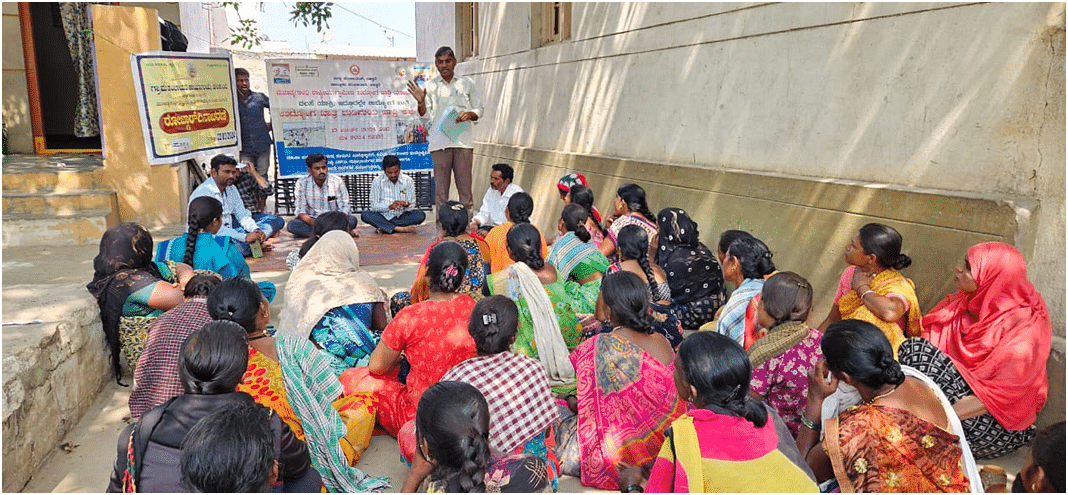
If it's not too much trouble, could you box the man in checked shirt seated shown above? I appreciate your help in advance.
[285,153,360,238]
[360,155,426,234]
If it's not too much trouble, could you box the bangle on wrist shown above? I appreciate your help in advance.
[622,484,644,493]
[800,415,821,433]
[860,289,875,300]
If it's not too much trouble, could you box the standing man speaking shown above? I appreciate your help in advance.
[407,46,483,212]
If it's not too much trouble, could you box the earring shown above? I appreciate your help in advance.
[1032,483,1038,492]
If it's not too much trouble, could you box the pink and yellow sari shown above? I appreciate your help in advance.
[571,333,684,489]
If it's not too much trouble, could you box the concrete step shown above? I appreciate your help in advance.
[2,189,118,216]
[1,169,108,193]
[2,209,118,248]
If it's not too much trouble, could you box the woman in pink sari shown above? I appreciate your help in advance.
[556,271,684,490]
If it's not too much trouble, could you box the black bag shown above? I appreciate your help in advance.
[160,20,188,52]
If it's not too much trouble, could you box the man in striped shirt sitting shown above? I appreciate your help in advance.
[360,155,426,234]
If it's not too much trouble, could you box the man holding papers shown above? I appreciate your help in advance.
[407,46,483,212]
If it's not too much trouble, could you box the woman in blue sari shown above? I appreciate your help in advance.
[547,204,608,314]
[156,196,275,301]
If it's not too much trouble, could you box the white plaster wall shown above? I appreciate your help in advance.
[415,3,456,61]
[431,2,1065,334]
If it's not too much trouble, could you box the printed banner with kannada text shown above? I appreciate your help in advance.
[131,53,239,164]
[266,59,435,177]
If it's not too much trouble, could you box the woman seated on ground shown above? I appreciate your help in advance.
[428,296,561,489]
[565,184,606,247]
[391,201,488,315]
[1010,421,1065,493]
[107,321,320,493]
[402,381,551,493]
[715,234,776,345]
[557,271,685,490]
[485,192,549,273]
[601,183,657,263]
[341,242,478,438]
[279,230,388,375]
[602,224,683,347]
[620,331,818,493]
[898,242,1051,459]
[488,223,581,392]
[817,223,921,354]
[554,175,604,244]
[547,204,609,314]
[179,402,278,493]
[156,196,276,301]
[88,222,190,384]
[285,210,351,270]
[129,273,221,421]
[747,271,823,438]
[210,277,382,487]
[798,319,982,493]
[656,207,727,329]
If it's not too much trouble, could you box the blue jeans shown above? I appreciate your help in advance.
[285,214,358,238]
[252,213,284,236]
[359,210,426,233]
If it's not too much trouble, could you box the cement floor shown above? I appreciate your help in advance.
[5,224,1026,493]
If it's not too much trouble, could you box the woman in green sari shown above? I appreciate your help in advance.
[488,223,580,393]
[547,204,609,315]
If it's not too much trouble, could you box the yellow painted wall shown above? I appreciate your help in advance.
[91,5,183,227]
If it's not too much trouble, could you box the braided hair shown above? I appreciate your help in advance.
[560,204,591,243]
[600,271,655,333]
[427,241,468,293]
[505,223,545,270]
[417,381,492,492]
[468,295,519,355]
[567,185,605,235]
[616,224,659,297]
[677,332,768,427]
[617,183,656,224]
[822,319,906,389]
[185,197,223,266]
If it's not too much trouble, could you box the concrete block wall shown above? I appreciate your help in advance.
[1,287,110,492]
[465,143,1066,429]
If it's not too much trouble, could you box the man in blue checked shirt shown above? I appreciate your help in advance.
[188,154,276,257]
[360,155,426,234]
[285,153,360,238]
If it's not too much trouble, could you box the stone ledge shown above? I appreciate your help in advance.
[1,286,110,492]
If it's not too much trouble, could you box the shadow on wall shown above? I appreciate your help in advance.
[455,2,1062,321]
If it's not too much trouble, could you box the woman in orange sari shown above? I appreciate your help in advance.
[208,277,383,491]
[817,223,922,355]
[797,319,981,493]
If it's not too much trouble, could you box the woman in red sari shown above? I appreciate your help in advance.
[899,242,1051,459]
[341,241,478,437]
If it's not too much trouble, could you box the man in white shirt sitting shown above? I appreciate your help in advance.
[468,163,523,235]
[360,155,426,234]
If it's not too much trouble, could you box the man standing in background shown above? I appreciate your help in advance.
[407,46,483,212]
[235,68,273,180]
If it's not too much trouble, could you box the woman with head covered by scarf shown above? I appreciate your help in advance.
[898,242,1051,459]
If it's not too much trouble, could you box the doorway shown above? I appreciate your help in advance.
[19,2,102,153]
